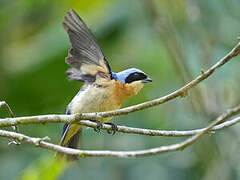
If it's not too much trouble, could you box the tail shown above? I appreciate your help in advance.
[66,129,82,161]
[56,124,82,161]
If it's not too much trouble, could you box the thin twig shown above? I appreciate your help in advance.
[0,101,20,145]
[0,113,235,158]
[0,105,239,137]
[0,41,239,158]
[79,116,240,137]
[0,42,239,128]
[0,43,240,141]
[0,101,15,118]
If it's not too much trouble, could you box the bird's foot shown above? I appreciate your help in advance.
[104,122,118,135]
[91,120,103,133]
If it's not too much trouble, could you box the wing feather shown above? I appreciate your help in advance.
[63,9,112,82]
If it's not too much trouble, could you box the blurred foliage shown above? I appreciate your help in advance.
[0,0,240,180]
[18,155,67,180]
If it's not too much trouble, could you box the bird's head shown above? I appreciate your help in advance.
[114,68,152,84]
[113,68,152,96]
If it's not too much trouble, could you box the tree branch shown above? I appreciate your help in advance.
[0,104,239,137]
[81,104,240,136]
[0,42,239,128]
[0,101,20,145]
[0,101,15,118]
[79,117,240,137]
[0,42,240,159]
[0,112,236,158]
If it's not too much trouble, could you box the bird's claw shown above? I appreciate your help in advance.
[104,122,118,135]
[91,120,103,133]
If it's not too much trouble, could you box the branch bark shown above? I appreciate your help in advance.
[0,42,239,128]
[1,105,239,137]
[0,101,15,118]
[0,42,240,158]
[0,101,20,145]
[0,112,236,158]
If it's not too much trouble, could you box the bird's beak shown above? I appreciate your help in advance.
[142,77,152,83]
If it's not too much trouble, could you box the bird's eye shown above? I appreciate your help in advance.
[125,72,147,83]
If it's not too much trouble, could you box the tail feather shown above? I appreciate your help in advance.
[57,124,82,161]
[66,129,82,161]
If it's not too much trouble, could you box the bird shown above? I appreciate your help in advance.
[59,9,152,160]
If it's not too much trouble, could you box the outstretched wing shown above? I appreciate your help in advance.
[63,9,112,82]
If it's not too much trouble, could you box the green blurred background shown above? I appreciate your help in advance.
[0,0,240,179]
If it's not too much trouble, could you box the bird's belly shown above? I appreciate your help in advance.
[70,86,121,123]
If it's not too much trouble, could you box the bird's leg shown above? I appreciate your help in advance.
[91,120,103,133]
[104,122,118,135]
